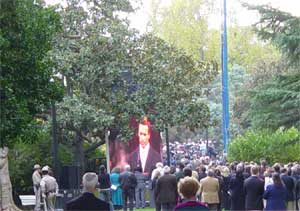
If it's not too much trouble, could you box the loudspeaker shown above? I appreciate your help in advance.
[60,165,80,189]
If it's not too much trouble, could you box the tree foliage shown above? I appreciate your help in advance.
[245,4,300,66]
[228,127,300,164]
[0,0,63,147]
[149,0,280,70]
[52,0,217,150]
[241,4,300,130]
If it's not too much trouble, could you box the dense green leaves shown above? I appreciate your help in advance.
[240,5,300,130]
[228,127,300,164]
[52,0,217,147]
[248,73,300,129]
[0,0,63,147]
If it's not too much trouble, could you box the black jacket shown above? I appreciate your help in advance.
[66,192,110,211]
[128,145,161,174]
[155,174,178,204]
[281,174,295,201]
[119,170,137,191]
[98,173,111,189]
[244,175,264,210]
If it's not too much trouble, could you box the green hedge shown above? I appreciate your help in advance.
[228,127,300,164]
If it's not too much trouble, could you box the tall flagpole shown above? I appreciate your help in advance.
[221,0,230,154]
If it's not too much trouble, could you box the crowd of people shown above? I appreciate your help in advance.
[31,159,300,211]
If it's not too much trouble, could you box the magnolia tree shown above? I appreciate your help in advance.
[49,0,217,171]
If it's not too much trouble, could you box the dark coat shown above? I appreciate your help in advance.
[119,170,137,191]
[229,172,245,211]
[98,172,111,189]
[128,145,161,174]
[263,184,287,210]
[281,174,295,201]
[155,173,178,204]
[221,175,231,210]
[244,175,264,210]
[66,192,110,211]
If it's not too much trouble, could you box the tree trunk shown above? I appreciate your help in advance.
[0,147,22,211]
[74,133,84,177]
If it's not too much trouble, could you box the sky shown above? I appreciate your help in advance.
[128,0,300,33]
[46,0,300,33]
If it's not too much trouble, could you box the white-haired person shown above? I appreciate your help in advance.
[66,172,110,211]
[174,177,209,211]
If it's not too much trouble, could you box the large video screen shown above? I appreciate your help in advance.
[109,116,162,175]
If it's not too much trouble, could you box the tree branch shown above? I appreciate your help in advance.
[84,139,105,154]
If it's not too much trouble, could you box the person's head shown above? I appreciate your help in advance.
[178,177,200,200]
[251,165,259,176]
[41,166,49,175]
[124,164,131,172]
[280,167,288,175]
[156,162,163,169]
[273,163,281,173]
[82,172,98,193]
[183,167,192,177]
[163,165,171,174]
[177,162,185,171]
[99,165,106,174]
[207,169,214,177]
[272,173,283,186]
[138,117,151,149]
[221,166,230,177]
[236,163,244,173]
[34,164,41,172]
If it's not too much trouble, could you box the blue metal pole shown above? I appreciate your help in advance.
[222,0,230,154]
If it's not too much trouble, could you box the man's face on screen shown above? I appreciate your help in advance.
[138,124,150,149]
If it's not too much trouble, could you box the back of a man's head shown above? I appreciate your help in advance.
[82,172,98,192]
[251,165,259,176]
[124,164,131,172]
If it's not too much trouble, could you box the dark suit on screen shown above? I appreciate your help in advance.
[128,145,161,174]
[66,192,110,211]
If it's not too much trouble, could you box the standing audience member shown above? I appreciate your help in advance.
[66,172,110,211]
[150,161,164,209]
[40,166,59,211]
[214,168,224,211]
[155,166,178,211]
[220,166,231,211]
[198,166,207,182]
[291,164,300,210]
[174,177,209,211]
[32,164,42,211]
[183,167,192,178]
[175,163,185,182]
[98,165,111,202]
[229,164,245,211]
[263,173,287,211]
[199,169,220,211]
[119,165,137,211]
[134,166,147,209]
[244,165,264,211]
[281,167,296,211]
[110,167,123,210]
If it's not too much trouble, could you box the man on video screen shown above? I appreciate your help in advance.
[128,117,162,174]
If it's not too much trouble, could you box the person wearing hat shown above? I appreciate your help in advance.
[40,166,59,211]
[32,164,42,211]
